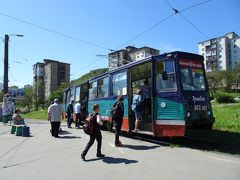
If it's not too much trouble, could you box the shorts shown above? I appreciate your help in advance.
[132,108,142,120]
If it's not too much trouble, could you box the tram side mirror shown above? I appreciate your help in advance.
[161,71,168,80]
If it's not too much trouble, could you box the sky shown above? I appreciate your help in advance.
[0,0,239,88]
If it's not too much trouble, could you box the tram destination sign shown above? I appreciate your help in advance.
[179,59,203,69]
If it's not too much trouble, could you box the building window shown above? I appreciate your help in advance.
[202,48,204,51]
[234,50,237,53]
[219,55,222,58]
[234,45,236,48]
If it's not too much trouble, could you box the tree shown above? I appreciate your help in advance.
[33,79,44,111]
[206,71,221,93]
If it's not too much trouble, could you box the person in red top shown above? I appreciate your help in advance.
[81,104,105,161]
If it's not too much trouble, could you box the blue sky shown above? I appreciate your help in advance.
[0,0,239,88]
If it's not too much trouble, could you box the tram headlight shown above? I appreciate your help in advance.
[186,111,191,118]
[208,111,211,116]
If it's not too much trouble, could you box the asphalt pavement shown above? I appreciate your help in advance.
[0,120,239,180]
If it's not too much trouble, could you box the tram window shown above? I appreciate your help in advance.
[156,60,177,92]
[181,68,206,91]
[81,84,88,100]
[98,77,109,98]
[75,86,81,102]
[70,88,75,101]
[89,81,98,99]
[112,71,127,96]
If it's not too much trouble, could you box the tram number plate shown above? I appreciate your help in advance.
[194,105,207,111]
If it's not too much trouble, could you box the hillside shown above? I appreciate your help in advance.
[70,68,108,85]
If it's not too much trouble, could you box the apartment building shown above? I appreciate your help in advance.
[198,32,240,72]
[108,46,159,70]
[33,59,70,100]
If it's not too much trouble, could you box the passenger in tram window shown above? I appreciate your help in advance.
[112,96,124,147]
[141,79,151,115]
[131,89,143,132]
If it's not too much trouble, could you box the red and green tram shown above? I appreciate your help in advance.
[63,51,215,137]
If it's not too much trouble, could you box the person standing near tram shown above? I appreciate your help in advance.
[112,96,124,147]
[66,100,74,128]
[74,100,81,128]
[132,89,143,132]
[141,79,151,115]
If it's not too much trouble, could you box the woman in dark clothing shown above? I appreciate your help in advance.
[112,96,124,147]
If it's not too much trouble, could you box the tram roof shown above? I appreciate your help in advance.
[89,51,203,82]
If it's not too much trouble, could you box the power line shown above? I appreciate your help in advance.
[71,58,103,76]
[116,0,212,49]
[178,12,209,39]
[0,12,112,51]
[180,0,212,12]
[9,44,33,64]
[116,13,176,49]
[84,0,213,74]
[164,0,209,39]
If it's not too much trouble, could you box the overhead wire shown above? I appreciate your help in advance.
[74,0,213,77]
[116,0,212,49]
[164,0,209,39]
[0,12,112,51]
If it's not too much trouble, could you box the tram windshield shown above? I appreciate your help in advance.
[179,59,206,91]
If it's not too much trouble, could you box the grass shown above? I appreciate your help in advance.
[212,103,240,133]
[23,109,48,120]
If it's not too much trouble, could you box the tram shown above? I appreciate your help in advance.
[63,51,215,137]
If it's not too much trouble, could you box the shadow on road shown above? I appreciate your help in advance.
[58,135,81,139]
[167,129,240,155]
[102,156,138,164]
[123,144,160,150]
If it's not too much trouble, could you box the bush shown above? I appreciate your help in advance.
[216,95,235,103]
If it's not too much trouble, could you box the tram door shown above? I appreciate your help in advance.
[128,62,153,132]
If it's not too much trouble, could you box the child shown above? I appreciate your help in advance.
[81,104,105,161]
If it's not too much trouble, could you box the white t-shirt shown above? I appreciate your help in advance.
[74,103,81,113]
[48,103,63,122]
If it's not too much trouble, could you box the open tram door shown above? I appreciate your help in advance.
[128,61,153,133]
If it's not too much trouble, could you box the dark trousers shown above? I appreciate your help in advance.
[114,118,123,145]
[51,121,60,137]
[67,113,73,127]
[75,113,81,127]
[82,131,102,155]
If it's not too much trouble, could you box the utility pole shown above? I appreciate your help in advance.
[3,34,9,94]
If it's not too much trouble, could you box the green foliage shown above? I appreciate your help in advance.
[23,109,48,120]
[48,84,68,103]
[207,65,240,93]
[212,104,240,133]
[16,87,33,112]
[48,68,108,103]
[70,68,108,85]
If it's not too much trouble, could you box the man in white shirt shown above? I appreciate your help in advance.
[48,99,64,138]
[74,100,81,128]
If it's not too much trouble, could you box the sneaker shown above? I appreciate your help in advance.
[81,154,86,161]
[96,153,105,158]
[115,143,123,147]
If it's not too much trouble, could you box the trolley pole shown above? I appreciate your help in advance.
[3,34,9,94]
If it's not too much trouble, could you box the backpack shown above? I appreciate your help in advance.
[83,114,96,135]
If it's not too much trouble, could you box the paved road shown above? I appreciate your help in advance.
[0,121,239,180]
